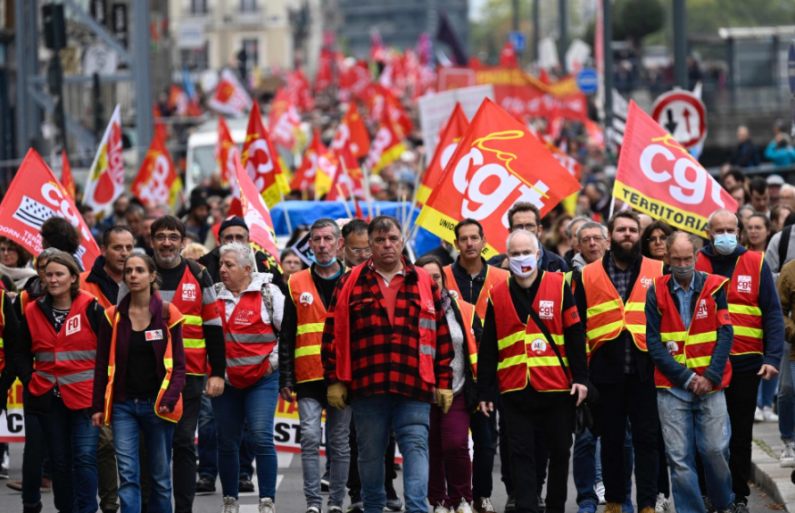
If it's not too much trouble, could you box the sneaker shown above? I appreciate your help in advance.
[731,504,749,513]
[329,506,343,513]
[433,504,449,513]
[0,465,7,479]
[239,476,255,493]
[763,406,779,422]
[782,441,795,467]
[40,478,52,493]
[6,479,21,491]
[754,407,764,422]
[595,482,606,505]
[23,503,43,513]
[456,500,473,513]
[473,498,496,513]
[622,498,634,513]
[385,487,403,511]
[577,502,597,513]
[222,497,240,513]
[703,496,716,513]
[321,478,330,493]
[196,476,216,495]
[503,495,515,513]
[604,504,622,513]
[347,494,363,513]
[654,494,669,513]
[538,496,546,512]
[259,498,276,513]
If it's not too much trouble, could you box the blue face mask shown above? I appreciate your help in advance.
[713,233,738,255]
[312,254,337,268]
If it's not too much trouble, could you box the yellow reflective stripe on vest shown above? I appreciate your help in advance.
[497,354,526,370]
[498,332,524,351]
[527,356,569,367]
[297,323,325,335]
[551,334,565,346]
[0,338,4,348]
[586,320,624,340]
[183,338,206,349]
[728,304,761,316]
[734,326,763,338]
[687,356,713,368]
[673,354,686,364]
[586,298,622,317]
[183,315,202,326]
[295,345,321,358]
[685,332,718,345]
[624,302,645,312]
[661,332,687,342]
[626,324,646,335]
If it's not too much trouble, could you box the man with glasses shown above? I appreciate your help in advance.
[150,215,226,513]
[280,218,352,513]
[342,219,371,268]
[487,203,569,274]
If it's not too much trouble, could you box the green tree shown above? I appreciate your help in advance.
[617,0,664,44]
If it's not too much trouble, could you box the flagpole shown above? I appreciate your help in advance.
[608,196,616,219]
[361,163,375,220]
[279,191,293,234]
[403,160,424,239]
[336,185,354,219]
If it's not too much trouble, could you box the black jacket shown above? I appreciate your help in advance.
[199,246,285,293]
[0,293,21,409]
[421,245,455,267]
[573,251,655,384]
[86,256,120,305]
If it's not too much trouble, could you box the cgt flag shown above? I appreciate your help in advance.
[417,103,469,205]
[216,117,239,186]
[365,114,406,174]
[268,87,302,151]
[327,142,364,201]
[0,149,101,270]
[331,102,370,159]
[209,69,252,118]
[242,102,290,209]
[84,104,124,219]
[417,98,582,259]
[131,131,182,210]
[227,154,280,263]
[613,101,737,236]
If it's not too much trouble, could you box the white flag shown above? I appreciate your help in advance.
[83,104,124,219]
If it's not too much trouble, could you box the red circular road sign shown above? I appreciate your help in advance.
[651,90,707,150]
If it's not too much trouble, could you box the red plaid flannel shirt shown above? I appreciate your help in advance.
[321,258,454,404]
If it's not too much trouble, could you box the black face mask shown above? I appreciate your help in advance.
[610,238,641,264]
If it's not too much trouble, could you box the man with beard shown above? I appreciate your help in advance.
[150,215,226,513]
[573,211,664,513]
[695,209,784,513]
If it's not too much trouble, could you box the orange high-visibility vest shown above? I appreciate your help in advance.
[695,251,764,357]
[26,292,97,410]
[217,290,277,389]
[288,270,326,384]
[168,264,216,376]
[444,264,509,325]
[654,273,732,391]
[489,273,571,394]
[582,256,664,354]
[79,271,112,309]
[103,304,184,424]
[452,297,479,379]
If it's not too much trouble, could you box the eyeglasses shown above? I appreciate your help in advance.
[222,234,248,243]
[646,236,666,243]
[512,223,537,231]
[348,247,371,256]
[154,234,182,243]
[580,236,605,244]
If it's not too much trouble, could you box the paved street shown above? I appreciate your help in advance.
[0,443,782,513]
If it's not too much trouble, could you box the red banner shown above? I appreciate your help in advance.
[417,98,582,259]
[216,117,239,186]
[613,101,737,236]
[0,150,100,270]
[242,102,288,209]
[331,102,370,159]
[418,103,469,205]
[131,131,181,209]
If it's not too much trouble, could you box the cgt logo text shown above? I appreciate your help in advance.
[640,277,653,289]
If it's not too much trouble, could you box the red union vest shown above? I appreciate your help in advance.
[489,273,571,394]
[27,292,97,410]
[582,256,664,354]
[452,297,479,379]
[288,270,326,384]
[654,273,732,391]
[444,264,509,325]
[169,264,209,376]
[695,251,764,357]
[103,303,185,424]
[217,290,277,389]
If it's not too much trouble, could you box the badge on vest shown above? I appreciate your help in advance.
[299,292,314,306]
[640,277,653,289]
[696,299,708,320]
[425,300,435,315]
[448,290,459,299]
[666,341,679,354]
[234,310,254,326]
[145,330,163,341]
[738,275,753,293]
[530,339,547,354]
[182,283,197,302]
[65,316,80,336]
[539,301,554,319]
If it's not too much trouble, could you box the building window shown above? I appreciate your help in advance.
[190,0,208,14]
[240,0,257,13]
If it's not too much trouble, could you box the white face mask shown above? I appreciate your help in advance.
[509,253,538,278]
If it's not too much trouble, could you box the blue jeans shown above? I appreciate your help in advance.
[35,395,99,513]
[352,393,430,513]
[780,345,795,441]
[211,371,279,499]
[112,397,176,513]
[298,397,352,508]
[658,389,733,512]
[197,392,255,480]
[573,429,602,506]
[758,374,779,408]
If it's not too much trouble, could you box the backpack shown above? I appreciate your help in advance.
[779,225,793,270]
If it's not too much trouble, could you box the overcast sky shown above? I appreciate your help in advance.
[469,0,488,21]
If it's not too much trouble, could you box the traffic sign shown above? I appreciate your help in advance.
[576,68,598,94]
[788,41,795,94]
[651,90,707,150]
[509,32,526,52]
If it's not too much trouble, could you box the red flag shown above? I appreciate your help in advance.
[131,131,182,209]
[331,102,371,159]
[241,102,288,209]
[355,199,366,220]
[365,115,407,174]
[61,151,76,201]
[216,117,239,186]
[418,103,469,205]
[315,48,334,92]
[209,69,252,117]
[287,70,314,113]
[0,149,101,269]
[227,153,281,263]
[499,41,519,68]
[416,98,582,259]
[168,84,189,116]
[613,101,737,236]
[327,143,364,201]
[291,130,325,192]
[268,88,301,150]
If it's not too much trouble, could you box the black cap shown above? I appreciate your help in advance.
[190,188,208,210]
[219,216,248,235]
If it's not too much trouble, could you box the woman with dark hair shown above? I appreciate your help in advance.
[543,213,573,258]
[280,248,307,281]
[0,237,36,293]
[15,251,105,513]
[745,214,773,253]
[92,254,186,513]
[641,221,674,261]
[415,254,481,513]
[771,204,793,233]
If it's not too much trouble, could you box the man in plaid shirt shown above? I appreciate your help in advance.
[322,215,454,513]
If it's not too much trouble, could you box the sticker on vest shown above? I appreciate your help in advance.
[448,290,459,299]
[539,301,554,319]
[696,299,708,320]
[425,299,435,315]
[737,275,753,293]
[65,316,80,336]
[530,339,547,354]
[234,310,254,326]
[145,330,163,341]
[640,277,653,289]
[666,341,679,354]
[299,292,314,306]
[182,283,197,301]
